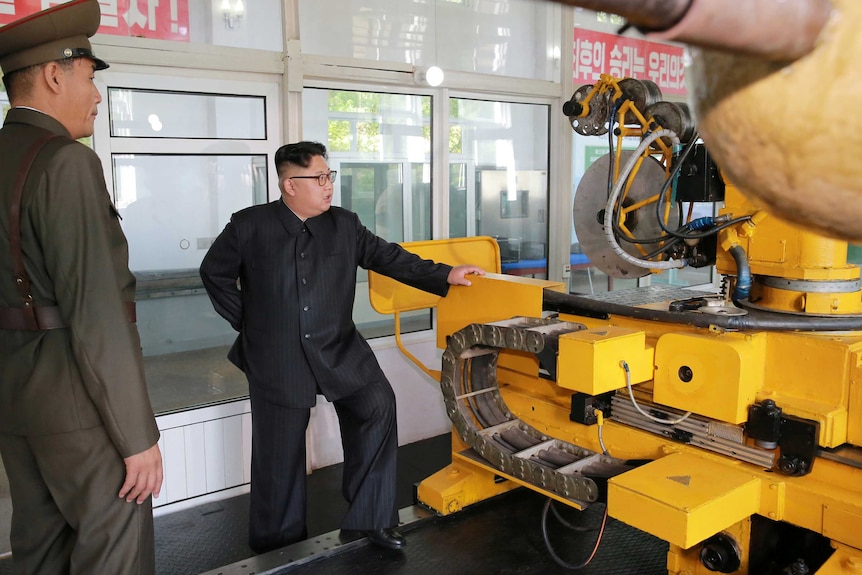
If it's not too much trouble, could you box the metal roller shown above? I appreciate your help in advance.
[573,151,676,278]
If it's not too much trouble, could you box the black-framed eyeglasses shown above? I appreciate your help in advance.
[288,171,337,186]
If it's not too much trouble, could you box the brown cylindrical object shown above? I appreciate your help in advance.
[648,0,832,61]
[691,0,862,242]
[553,0,691,31]
[554,0,832,61]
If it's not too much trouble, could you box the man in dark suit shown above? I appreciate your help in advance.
[200,141,483,552]
[0,0,163,573]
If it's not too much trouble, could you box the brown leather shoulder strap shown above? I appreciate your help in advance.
[10,132,64,307]
[0,134,136,332]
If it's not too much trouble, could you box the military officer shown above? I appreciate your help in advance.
[0,0,163,573]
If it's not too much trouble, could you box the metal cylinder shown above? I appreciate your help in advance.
[554,0,691,31]
[553,0,832,61]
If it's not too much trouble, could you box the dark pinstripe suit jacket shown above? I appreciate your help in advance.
[200,200,452,408]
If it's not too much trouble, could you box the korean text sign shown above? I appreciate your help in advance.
[0,0,189,42]
[574,28,685,96]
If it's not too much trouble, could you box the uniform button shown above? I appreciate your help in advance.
[304,333,311,339]
[301,278,307,285]
[302,227,307,233]
[300,252,306,258]
[303,306,309,311]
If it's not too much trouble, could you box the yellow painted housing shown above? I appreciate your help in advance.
[716,185,862,315]
[608,452,761,549]
[368,241,862,572]
[654,331,767,424]
[557,326,654,394]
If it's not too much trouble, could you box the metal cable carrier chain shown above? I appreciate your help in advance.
[441,316,632,507]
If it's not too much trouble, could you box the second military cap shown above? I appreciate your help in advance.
[0,0,109,75]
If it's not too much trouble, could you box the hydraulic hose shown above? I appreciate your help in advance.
[603,129,687,271]
[543,289,862,332]
[729,245,752,303]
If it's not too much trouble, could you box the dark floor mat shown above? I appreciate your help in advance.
[268,489,668,575]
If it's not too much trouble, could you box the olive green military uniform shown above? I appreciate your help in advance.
[0,1,160,573]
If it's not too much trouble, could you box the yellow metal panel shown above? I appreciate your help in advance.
[814,542,862,575]
[368,236,501,315]
[667,518,752,575]
[608,452,761,549]
[436,273,566,350]
[763,332,857,448]
[654,331,766,424]
[760,480,787,522]
[824,505,862,551]
[751,284,862,315]
[851,351,862,446]
[716,186,860,283]
[416,458,519,515]
[557,326,654,394]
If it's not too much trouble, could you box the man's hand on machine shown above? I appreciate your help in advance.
[448,265,486,286]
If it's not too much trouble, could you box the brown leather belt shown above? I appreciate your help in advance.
[0,301,136,331]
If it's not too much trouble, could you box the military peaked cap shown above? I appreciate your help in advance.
[0,0,109,75]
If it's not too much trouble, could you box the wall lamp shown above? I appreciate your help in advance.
[413,65,445,87]
[221,0,245,29]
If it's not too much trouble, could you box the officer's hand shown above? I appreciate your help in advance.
[119,443,164,504]
[447,265,485,286]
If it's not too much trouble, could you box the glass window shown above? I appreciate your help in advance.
[112,153,267,414]
[302,88,433,338]
[448,98,550,279]
[113,154,267,272]
[99,72,278,415]
[109,89,266,139]
[299,0,560,81]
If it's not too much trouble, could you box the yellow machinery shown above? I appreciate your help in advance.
[369,76,862,574]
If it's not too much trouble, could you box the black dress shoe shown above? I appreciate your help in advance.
[341,528,406,550]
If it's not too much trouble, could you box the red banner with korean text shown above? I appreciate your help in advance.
[0,0,189,42]
[574,29,685,96]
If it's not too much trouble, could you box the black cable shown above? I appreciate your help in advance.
[653,132,699,237]
[606,120,685,251]
[544,288,862,332]
[652,133,753,241]
[549,500,599,533]
[541,498,608,569]
[642,236,684,260]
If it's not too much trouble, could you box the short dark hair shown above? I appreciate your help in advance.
[3,58,76,103]
[274,141,328,175]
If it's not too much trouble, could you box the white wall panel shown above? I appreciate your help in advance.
[222,415,245,488]
[154,401,252,509]
[204,419,227,493]
[161,427,188,504]
[242,412,253,484]
[183,423,208,499]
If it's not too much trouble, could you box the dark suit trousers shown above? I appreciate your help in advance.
[0,427,155,575]
[248,377,399,553]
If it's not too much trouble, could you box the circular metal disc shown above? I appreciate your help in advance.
[568,84,610,137]
[573,151,674,279]
[644,101,696,145]
[699,305,748,316]
[618,78,662,124]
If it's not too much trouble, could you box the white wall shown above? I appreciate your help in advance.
[307,333,451,469]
